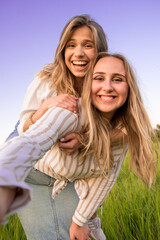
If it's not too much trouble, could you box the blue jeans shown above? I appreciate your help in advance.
[18,168,79,240]
[6,123,79,240]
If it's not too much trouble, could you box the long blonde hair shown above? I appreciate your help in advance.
[38,15,108,97]
[82,52,158,187]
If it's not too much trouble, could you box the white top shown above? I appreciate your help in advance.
[18,76,57,134]
[0,77,128,226]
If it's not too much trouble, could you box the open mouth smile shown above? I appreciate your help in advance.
[98,95,117,102]
[72,60,88,67]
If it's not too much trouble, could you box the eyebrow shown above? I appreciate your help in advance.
[93,72,105,75]
[113,73,126,78]
[68,39,94,43]
[93,72,126,78]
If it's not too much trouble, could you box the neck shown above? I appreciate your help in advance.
[74,77,84,97]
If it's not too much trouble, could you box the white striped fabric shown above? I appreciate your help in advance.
[6,77,128,226]
[0,106,128,226]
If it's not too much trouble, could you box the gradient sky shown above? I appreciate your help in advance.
[0,0,160,144]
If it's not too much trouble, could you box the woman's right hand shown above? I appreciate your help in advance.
[40,94,79,114]
[0,187,16,225]
[69,221,91,240]
[23,94,79,132]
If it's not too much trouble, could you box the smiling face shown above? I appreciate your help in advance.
[91,56,129,120]
[64,26,96,81]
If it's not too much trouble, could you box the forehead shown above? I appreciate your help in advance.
[70,26,94,41]
[94,57,125,75]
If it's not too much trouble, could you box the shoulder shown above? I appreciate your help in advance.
[31,76,57,97]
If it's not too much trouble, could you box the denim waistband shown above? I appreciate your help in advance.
[25,168,56,187]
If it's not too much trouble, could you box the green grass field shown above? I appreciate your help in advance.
[0,145,159,240]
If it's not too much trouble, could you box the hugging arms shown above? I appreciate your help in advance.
[0,52,157,240]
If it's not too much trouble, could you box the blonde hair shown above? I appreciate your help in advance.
[82,52,158,187]
[38,15,108,97]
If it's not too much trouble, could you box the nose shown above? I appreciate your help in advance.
[74,45,84,57]
[102,80,113,92]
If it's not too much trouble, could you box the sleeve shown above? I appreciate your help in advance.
[72,145,128,226]
[0,107,78,221]
[18,76,57,134]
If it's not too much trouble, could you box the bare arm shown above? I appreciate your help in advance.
[22,94,82,154]
[23,94,78,132]
[0,107,78,223]
[19,77,80,153]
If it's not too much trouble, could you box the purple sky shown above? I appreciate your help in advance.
[0,0,160,143]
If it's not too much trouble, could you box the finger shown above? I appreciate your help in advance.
[69,233,76,240]
[60,104,79,114]
[59,142,73,149]
[55,103,78,112]
[62,98,77,107]
[66,96,78,104]
[60,133,77,142]
[56,94,78,106]
[63,94,78,101]
[64,98,78,111]
[59,94,78,104]
[59,140,78,149]
[59,140,76,149]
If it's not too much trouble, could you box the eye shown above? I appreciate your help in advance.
[93,76,104,81]
[68,44,75,48]
[85,44,93,48]
[84,41,94,49]
[112,78,123,82]
[66,42,75,48]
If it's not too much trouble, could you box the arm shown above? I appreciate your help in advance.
[17,77,80,153]
[23,96,80,154]
[0,107,78,223]
[72,144,128,226]
[23,94,79,132]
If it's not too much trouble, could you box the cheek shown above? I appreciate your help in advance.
[91,82,96,102]
[88,49,96,61]
[91,81,98,95]
[121,85,129,103]
[64,49,70,64]
[64,51,67,65]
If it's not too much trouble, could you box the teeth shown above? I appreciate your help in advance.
[100,96,114,100]
[72,61,87,65]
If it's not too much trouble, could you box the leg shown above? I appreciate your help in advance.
[54,181,79,238]
[18,169,79,240]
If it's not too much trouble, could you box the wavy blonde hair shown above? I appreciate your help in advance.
[82,52,158,187]
[38,15,108,97]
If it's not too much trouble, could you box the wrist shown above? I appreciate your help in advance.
[72,220,79,227]
[29,112,35,124]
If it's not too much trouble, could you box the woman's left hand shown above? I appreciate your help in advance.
[59,132,81,155]
[0,187,16,225]
[69,221,91,240]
